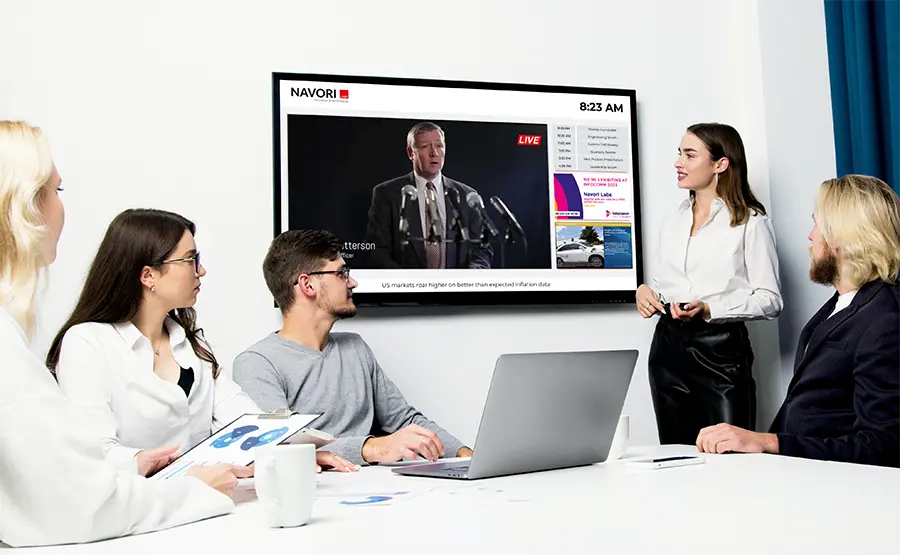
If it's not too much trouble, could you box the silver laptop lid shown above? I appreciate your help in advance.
[466,350,637,479]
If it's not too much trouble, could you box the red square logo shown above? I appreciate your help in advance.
[339,89,349,100]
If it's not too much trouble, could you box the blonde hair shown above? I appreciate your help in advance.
[815,174,900,289]
[0,121,55,336]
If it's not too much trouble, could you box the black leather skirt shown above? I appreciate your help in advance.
[648,312,756,445]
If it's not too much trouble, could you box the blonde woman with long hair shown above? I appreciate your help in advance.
[0,121,249,547]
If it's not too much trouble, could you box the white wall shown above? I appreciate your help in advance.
[0,0,808,447]
[756,0,837,391]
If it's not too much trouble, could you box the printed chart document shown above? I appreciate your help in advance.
[316,488,431,507]
[151,413,321,480]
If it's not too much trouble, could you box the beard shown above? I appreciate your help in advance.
[331,304,357,320]
[809,245,840,285]
[325,295,357,320]
[318,282,357,320]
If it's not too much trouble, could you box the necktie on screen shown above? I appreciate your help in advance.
[424,181,445,269]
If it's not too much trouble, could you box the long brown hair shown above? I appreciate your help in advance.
[46,209,220,377]
[687,123,766,226]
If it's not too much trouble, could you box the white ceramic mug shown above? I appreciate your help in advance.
[255,444,316,527]
[607,415,630,461]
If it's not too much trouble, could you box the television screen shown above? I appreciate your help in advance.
[273,73,643,306]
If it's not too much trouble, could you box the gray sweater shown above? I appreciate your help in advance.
[232,332,465,465]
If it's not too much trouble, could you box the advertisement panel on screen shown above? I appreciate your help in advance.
[273,73,643,306]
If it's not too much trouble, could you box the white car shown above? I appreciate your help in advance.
[556,242,604,268]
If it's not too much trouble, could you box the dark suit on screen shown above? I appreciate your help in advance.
[364,172,493,269]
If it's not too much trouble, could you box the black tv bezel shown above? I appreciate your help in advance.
[272,72,643,307]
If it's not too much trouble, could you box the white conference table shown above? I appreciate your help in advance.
[19,445,900,554]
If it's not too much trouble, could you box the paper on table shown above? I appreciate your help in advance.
[436,484,532,504]
[315,488,432,507]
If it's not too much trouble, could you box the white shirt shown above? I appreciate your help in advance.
[56,318,260,471]
[414,171,447,237]
[0,308,232,547]
[828,290,858,318]
[652,197,783,322]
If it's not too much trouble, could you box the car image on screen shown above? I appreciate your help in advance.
[556,242,605,268]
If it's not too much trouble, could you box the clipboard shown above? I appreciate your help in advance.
[151,411,322,480]
[286,426,335,448]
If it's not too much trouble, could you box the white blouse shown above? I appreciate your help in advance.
[0,308,232,547]
[651,197,783,323]
[56,317,260,471]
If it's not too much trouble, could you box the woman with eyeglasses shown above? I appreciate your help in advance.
[46,208,356,477]
[1,122,249,547]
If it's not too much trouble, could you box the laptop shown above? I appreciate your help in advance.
[393,349,637,480]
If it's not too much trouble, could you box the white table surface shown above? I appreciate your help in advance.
[15,445,900,554]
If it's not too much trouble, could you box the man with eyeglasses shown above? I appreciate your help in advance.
[233,229,472,465]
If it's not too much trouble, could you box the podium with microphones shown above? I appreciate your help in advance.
[397,184,528,269]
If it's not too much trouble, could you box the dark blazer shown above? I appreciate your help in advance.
[770,280,899,467]
[364,172,493,269]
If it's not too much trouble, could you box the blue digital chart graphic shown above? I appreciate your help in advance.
[211,425,259,448]
[240,426,289,451]
[338,492,410,505]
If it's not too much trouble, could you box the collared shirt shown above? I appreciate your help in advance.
[56,318,259,471]
[651,197,783,322]
[0,308,232,547]
[828,290,858,318]
[413,171,447,237]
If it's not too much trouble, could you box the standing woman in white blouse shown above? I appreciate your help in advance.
[0,121,246,547]
[46,208,355,476]
[636,123,782,445]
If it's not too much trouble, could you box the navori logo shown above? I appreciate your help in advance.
[290,87,350,102]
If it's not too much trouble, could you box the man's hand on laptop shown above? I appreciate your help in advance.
[456,447,473,458]
[362,425,445,463]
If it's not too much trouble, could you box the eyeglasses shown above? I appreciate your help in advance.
[305,267,351,282]
[161,252,201,273]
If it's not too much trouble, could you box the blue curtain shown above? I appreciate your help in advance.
[824,0,900,193]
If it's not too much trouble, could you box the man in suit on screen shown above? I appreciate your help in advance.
[364,122,493,269]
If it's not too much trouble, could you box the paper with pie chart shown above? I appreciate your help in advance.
[151,412,321,480]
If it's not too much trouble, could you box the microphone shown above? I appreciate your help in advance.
[398,184,417,235]
[465,192,499,238]
[424,183,442,241]
[444,185,470,242]
[490,196,526,239]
